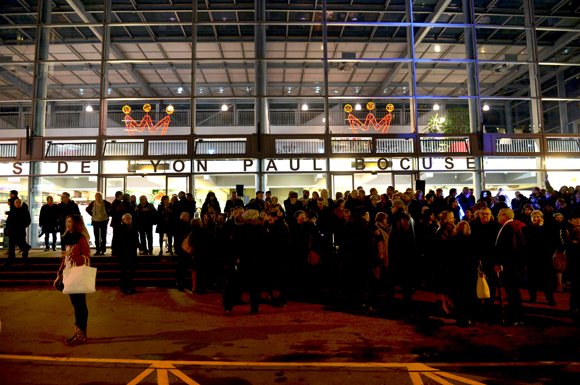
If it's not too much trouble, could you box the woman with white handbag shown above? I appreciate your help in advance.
[59,214,92,346]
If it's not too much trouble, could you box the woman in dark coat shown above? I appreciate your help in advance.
[434,210,457,315]
[447,220,478,326]
[156,196,173,257]
[201,192,221,217]
[522,210,557,306]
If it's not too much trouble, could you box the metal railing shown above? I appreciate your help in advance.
[195,140,246,155]
[0,115,21,129]
[0,143,18,158]
[331,139,372,154]
[46,142,97,157]
[420,137,470,153]
[104,141,144,156]
[546,138,580,153]
[275,139,325,154]
[269,111,408,126]
[148,140,188,156]
[495,138,539,153]
[376,138,414,153]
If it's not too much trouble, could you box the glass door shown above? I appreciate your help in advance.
[104,177,125,203]
[332,174,353,199]
[354,172,392,196]
[394,173,415,193]
[168,176,189,198]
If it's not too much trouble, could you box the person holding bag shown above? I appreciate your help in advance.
[59,214,91,346]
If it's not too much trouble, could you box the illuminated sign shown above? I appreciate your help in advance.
[345,102,393,134]
[123,104,173,136]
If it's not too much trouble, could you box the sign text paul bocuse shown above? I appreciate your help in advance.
[5,157,478,175]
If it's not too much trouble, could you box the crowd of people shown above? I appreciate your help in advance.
[3,181,580,345]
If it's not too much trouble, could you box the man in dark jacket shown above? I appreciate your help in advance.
[471,207,502,309]
[111,193,134,231]
[57,192,81,242]
[112,213,139,294]
[39,196,59,251]
[134,195,157,255]
[174,212,193,291]
[284,192,303,226]
[224,191,244,216]
[495,208,526,326]
[109,191,124,228]
[386,200,417,303]
[246,191,266,211]
[5,199,31,266]
[491,195,509,218]
[457,187,475,217]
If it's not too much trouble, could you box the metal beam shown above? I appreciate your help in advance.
[0,69,33,96]
[64,0,156,97]
[483,28,580,96]
[372,0,453,95]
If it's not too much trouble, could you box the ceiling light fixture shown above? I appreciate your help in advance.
[302,103,308,111]
[85,105,93,112]
[177,87,183,94]
[355,104,361,110]
[433,104,440,111]
[221,104,228,111]
[434,45,441,52]
[483,104,490,111]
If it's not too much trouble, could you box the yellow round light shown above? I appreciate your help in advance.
[166,105,174,114]
[143,103,152,112]
[386,104,394,112]
[366,102,375,111]
[344,104,353,113]
[122,105,131,114]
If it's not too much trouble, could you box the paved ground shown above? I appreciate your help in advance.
[0,285,579,384]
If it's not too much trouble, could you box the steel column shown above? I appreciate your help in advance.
[32,0,51,137]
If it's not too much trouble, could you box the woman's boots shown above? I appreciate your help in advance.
[65,324,87,346]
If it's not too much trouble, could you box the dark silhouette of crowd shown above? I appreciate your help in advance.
[9,179,580,325]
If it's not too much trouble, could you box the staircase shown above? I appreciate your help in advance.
[0,256,188,288]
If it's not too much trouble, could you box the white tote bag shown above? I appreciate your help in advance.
[476,261,490,299]
[63,256,97,294]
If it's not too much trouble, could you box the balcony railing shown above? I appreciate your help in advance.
[148,140,188,156]
[331,139,372,154]
[46,141,97,157]
[0,115,23,129]
[195,140,246,155]
[546,138,580,153]
[275,139,325,154]
[0,142,18,158]
[495,138,539,153]
[104,140,144,156]
[376,138,414,154]
[420,137,470,153]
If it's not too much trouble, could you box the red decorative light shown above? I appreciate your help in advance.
[122,104,173,136]
[345,103,394,134]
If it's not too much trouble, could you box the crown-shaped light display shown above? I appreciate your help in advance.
[345,102,394,134]
[123,104,173,136]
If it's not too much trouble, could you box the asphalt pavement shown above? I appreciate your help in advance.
[0,286,578,384]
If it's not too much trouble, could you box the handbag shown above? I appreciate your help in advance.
[181,233,194,255]
[53,259,65,291]
[62,256,97,294]
[476,261,491,299]
[307,250,321,265]
[552,250,567,273]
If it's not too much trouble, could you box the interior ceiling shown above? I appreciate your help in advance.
[0,0,579,101]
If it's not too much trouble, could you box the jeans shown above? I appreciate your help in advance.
[69,294,88,330]
[92,221,108,253]
[139,226,154,253]
[44,231,58,250]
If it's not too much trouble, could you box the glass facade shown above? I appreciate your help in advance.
[0,0,579,248]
